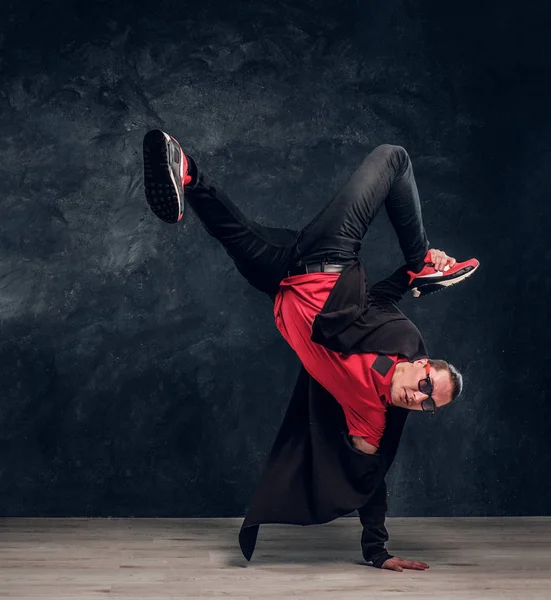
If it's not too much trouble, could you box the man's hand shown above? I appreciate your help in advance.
[381,556,430,572]
[428,248,456,272]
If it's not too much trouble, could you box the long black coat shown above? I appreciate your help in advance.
[239,259,428,566]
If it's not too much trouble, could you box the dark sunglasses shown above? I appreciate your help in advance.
[419,363,437,413]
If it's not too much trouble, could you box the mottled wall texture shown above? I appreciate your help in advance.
[0,0,549,517]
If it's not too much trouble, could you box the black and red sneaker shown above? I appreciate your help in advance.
[407,252,480,298]
[143,129,192,224]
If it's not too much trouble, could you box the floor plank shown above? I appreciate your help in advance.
[0,518,549,599]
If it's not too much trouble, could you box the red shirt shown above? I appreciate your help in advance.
[274,273,407,448]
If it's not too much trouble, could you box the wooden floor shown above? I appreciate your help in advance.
[1,517,550,599]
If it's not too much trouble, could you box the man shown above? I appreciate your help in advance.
[142,129,479,571]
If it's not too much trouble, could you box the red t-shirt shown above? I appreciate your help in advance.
[274,272,407,448]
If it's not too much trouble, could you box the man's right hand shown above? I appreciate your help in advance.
[381,556,430,572]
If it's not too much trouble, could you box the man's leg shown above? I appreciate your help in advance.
[143,128,299,297]
[185,163,300,296]
[294,144,479,299]
[296,144,429,270]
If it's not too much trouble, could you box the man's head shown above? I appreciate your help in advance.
[390,358,463,411]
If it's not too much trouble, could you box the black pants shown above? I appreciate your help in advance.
[185,144,429,299]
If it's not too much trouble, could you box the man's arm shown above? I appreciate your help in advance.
[368,266,410,307]
[369,249,457,307]
[358,479,430,571]
[358,478,394,567]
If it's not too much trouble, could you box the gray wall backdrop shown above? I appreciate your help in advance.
[0,0,549,517]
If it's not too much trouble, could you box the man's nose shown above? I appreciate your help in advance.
[413,390,429,404]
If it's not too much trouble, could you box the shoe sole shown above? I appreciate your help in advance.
[143,129,183,224]
[412,263,479,298]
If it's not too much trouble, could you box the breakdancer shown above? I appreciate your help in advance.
[142,129,479,571]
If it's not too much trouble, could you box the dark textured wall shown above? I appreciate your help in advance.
[0,0,549,517]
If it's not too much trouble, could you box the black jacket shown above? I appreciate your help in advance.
[239,259,428,567]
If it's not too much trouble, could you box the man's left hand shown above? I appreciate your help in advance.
[381,556,430,572]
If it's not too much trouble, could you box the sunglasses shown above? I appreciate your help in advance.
[419,363,437,413]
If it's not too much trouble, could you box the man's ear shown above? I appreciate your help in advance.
[415,358,429,367]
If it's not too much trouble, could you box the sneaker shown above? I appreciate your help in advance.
[143,129,192,224]
[407,253,480,298]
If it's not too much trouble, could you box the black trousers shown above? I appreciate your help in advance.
[185,144,430,299]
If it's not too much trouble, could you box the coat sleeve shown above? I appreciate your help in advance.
[357,478,394,568]
[368,266,410,307]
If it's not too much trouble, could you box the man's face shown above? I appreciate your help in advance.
[390,359,453,411]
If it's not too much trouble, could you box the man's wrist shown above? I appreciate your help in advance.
[370,550,394,569]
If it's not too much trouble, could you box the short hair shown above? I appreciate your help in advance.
[427,359,463,402]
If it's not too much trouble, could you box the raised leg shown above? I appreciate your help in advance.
[185,161,300,297]
[296,145,430,269]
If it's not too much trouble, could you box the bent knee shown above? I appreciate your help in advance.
[373,143,408,159]
[369,144,410,172]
